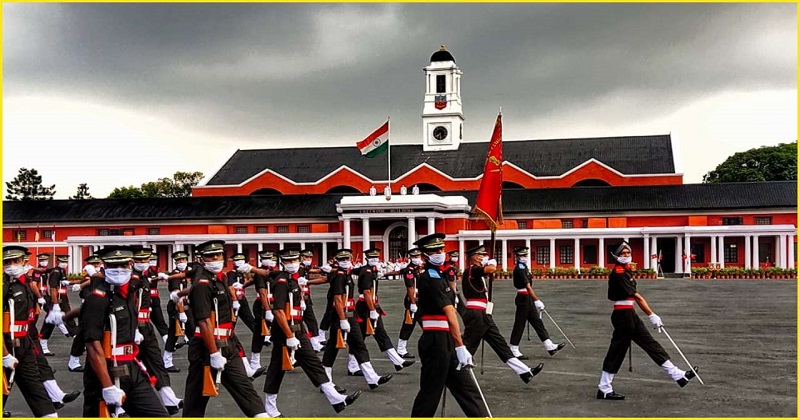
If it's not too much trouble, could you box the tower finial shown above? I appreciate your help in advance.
[440,44,446,51]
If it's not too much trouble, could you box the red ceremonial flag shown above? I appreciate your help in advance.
[473,112,504,231]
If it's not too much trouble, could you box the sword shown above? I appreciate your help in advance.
[660,326,704,385]
[542,309,576,349]
[8,298,15,385]
[108,312,126,417]
[467,367,493,418]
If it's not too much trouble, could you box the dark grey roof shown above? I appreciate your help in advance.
[430,49,456,63]
[3,182,794,224]
[205,134,675,186]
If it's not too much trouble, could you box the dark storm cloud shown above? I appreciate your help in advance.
[4,3,796,144]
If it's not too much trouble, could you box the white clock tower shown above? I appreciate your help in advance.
[422,45,464,151]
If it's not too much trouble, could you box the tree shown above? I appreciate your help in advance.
[70,183,93,200]
[703,142,797,183]
[5,168,56,201]
[107,171,204,199]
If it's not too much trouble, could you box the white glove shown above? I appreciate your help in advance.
[455,296,459,305]
[157,272,169,281]
[3,354,18,369]
[486,259,497,267]
[134,329,144,345]
[339,319,351,333]
[45,307,65,325]
[264,310,274,322]
[170,291,180,303]
[300,299,306,310]
[232,300,241,311]
[72,284,81,292]
[410,303,418,313]
[237,264,253,273]
[297,277,308,286]
[455,346,474,371]
[534,300,545,311]
[285,336,301,351]
[649,313,663,329]
[60,280,70,287]
[369,310,379,321]
[84,265,97,277]
[321,264,332,273]
[209,351,227,371]
[232,282,244,290]
[102,385,126,407]
[178,312,188,323]
[38,297,47,305]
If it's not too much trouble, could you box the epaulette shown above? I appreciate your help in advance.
[365,269,372,273]
[197,279,210,284]
[427,269,441,279]
[337,270,345,275]
[277,278,287,283]
[92,289,106,297]
[614,266,625,274]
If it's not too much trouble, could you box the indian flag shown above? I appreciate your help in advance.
[357,121,389,158]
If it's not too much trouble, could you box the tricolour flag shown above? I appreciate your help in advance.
[357,121,389,158]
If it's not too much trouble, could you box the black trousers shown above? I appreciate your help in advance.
[40,295,78,339]
[509,294,550,346]
[183,335,265,417]
[398,296,422,341]
[82,359,169,417]
[150,297,169,338]
[234,296,256,335]
[302,301,320,337]
[318,300,333,333]
[27,324,56,383]
[3,336,56,417]
[410,331,489,417]
[462,309,515,362]
[69,324,86,358]
[165,301,194,353]
[251,299,272,354]
[263,330,328,394]
[138,321,171,389]
[602,310,670,373]
[355,301,394,352]
[321,315,370,367]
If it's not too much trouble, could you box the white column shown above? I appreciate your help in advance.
[501,239,508,271]
[753,236,760,268]
[684,235,692,275]
[717,236,725,269]
[598,237,605,267]
[778,235,787,268]
[458,239,465,272]
[407,217,416,250]
[427,217,436,235]
[300,242,306,250]
[573,238,580,271]
[549,238,556,270]
[337,239,343,249]
[321,242,328,265]
[744,236,752,269]
[789,235,795,268]
[674,236,683,273]
[343,219,351,249]
[643,235,650,270]
[650,236,658,270]
[257,243,263,252]
[237,243,243,253]
[167,244,174,272]
[362,218,370,254]
[524,238,531,255]
[710,235,717,264]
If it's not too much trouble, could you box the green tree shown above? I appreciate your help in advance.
[703,142,797,183]
[107,171,204,199]
[5,168,56,200]
[70,183,94,200]
[107,186,145,199]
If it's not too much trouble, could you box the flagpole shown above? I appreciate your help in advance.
[387,117,391,193]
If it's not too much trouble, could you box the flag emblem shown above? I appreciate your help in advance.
[435,95,447,110]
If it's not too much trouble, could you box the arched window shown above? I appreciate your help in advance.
[572,179,611,187]
[388,226,408,260]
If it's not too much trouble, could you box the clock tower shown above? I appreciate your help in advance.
[422,45,464,151]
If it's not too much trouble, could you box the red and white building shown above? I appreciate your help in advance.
[4,47,796,274]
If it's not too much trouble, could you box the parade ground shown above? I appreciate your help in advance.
[5,278,796,418]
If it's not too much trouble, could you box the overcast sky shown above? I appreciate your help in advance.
[3,3,796,199]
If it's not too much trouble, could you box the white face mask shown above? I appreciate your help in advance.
[38,261,48,268]
[302,260,312,267]
[133,263,150,272]
[427,253,445,265]
[284,262,300,273]
[411,257,423,266]
[204,261,224,274]
[149,261,157,267]
[265,260,277,268]
[368,258,380,266]
[451,257,459,262]
[480,256,489,266]
[518,257,528,264]
[104,268,132,286]
[58,262,68,269]
[175,262,187,271]
[4,264,26,278]
[617,256,632,265]
[338,261,352,269]
[234,260,245,268]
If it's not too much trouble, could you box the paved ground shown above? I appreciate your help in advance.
[4,278,796,417]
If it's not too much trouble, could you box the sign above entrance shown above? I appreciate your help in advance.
[337,194,471,215]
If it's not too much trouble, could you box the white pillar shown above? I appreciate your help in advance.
[684,235,692,275]
[744,236,752,269]
[674,236,683,273]
[643,234,650,270]
[167,244,174,272]
[789,235,795,268]
[650,236,658,270]
[753,236,760,268]
[574,238,581,271]
[549,238,556,270]
[321,242,328,265]
[524,238,531,256]
[362,218,370,254]
[599,237,605,267]
[337,239,342,249]
[778,235,787,268]
[458,239,465,272]
[257,243,263,252]
[407,217,416,250]
[710,235,717,264]
[718,236,725,269]
[427,217,436,235]
[237,243,243,253]
[501,239,508,271]
[343,219,351,249]
[300,242,306,250]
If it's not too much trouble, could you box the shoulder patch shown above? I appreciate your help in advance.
[518,263,525,269]
[93,289,106,297]
[406,273,414,279]
[197,279,210,284]
[614,266,625,273]
[427,269,441,279]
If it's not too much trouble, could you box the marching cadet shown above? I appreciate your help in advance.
[229,253,257,335]
[314,259,341,346]
[318,249,392,390]
[352,248,414,372]
[409,234,489,417]
[298,249,324,352]
[509,247,565,359]
[163,251,191,373]
[461,245,543,383]
[597,242,697,400]
[260,250,362,417]
[39,255,77,356]
[130,248,183,414]
[395,248,423,359]
[142,253,170,343]
[247,250,277,372]
[443,250,467,317]
[182,240,269,417]
[66,254,105,373]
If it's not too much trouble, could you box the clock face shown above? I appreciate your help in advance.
[433,126,448,141]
